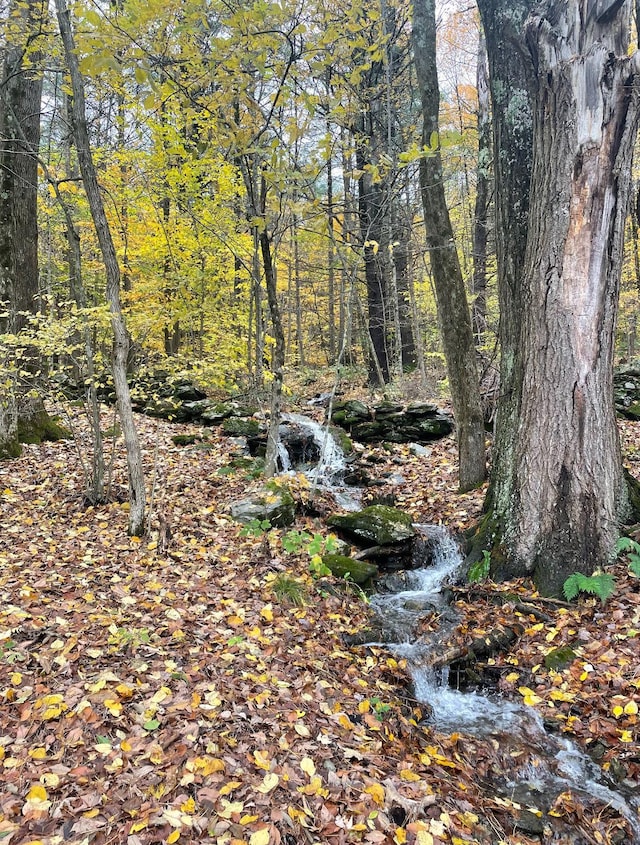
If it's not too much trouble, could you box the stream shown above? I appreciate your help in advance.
[370,527,640,843]
[278,415,640,841]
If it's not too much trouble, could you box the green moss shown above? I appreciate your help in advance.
[18,411,71,445]
[0,438,22,459]
[322,554,378,584]
[623,468,640,524]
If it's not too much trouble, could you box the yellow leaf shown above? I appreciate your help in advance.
[249,829,270,845]
[294,722,310,737]
[192,756,225,775]
[253,749,270,770]
[612,705,624,718]
[104,698,122,716]
[364,783,385,805]
[26,784,48,803]
[40,773,60,788]
[11,672,22,685]
[394,828,407,844]
[624,700,638,715]
[257,773,279,793]
[240,814,259,824]
[300,757,316,777]
[518,686,542,706]
[260,605,273,622]
[505,672,520,683]
[219,781,242,796]
[29,748,47,760]
[167,831,180,844]
[180,797,196,813]
[416,833,434,845]
[620,730,634,742]
[399,769,421,782]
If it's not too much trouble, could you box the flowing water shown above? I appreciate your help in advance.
[278,418,640,838]
[368,526,640,841]
[280,413,361,510]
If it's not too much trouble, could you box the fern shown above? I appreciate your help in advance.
[563,572,615,603]
[614,535,640,577]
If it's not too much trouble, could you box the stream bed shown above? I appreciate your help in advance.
[367,526,640,843]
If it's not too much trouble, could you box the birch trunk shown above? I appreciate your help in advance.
[56,0,146,535]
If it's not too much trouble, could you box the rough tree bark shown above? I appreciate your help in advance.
[476,0,640,595]
[412,0,486,492]
[56,0,146,535]
[0,0,66,457]
[471,33,491,344]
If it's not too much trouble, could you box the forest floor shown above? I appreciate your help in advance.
[0,391,639,845]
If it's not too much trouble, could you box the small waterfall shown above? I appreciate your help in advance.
[368,526,640,841]
[279,413,361,510]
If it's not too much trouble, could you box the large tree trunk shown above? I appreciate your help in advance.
[0,0,64,457]
[475,0,535,565]
[480,0,640,595]
[56,0,146,536]
[412,0,486,492]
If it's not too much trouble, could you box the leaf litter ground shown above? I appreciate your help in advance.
[0,408,639,845]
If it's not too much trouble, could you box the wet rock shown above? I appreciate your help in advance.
[514,810,545,836]
[230,486,295,527]
[322,554,378,584]
[327,505,416,547]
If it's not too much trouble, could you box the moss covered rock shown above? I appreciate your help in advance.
[17,410,71,445]
[223,417,262,437]
[230,485,296,528]
[322,554,378,584]
[327,505,415,547]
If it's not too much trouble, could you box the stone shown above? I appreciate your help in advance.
[222,417,263,437]
[331,399,371,427]
[230,485,296,527]
[322,554,378,584]
[327,505,416,547]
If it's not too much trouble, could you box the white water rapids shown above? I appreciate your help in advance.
[368,526,640,841]
[276,417,640,839]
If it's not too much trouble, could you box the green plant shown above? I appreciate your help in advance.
[281,529,312,554]
[468,550,491,583]
[563,572,615,603]
[271,573,306,606]
[369,697,391,721]
[614,536,640,576]
[239,518,272,537]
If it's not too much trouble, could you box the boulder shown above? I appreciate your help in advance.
[327,505,416,547]
[223,417,263,437]
[230,485,296,527]
[330,400,453,444]
[322,554,378,584]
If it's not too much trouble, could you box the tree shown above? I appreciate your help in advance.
[475,0,640,595]
[0,0,66,457]
[411,0,486,492]
[55,0,146,536]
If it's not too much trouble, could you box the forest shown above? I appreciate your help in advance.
[2,0,640,843]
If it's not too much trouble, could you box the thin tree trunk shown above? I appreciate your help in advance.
[412,0,485,492]
[56,0,146,535]
[471,33,491,344]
